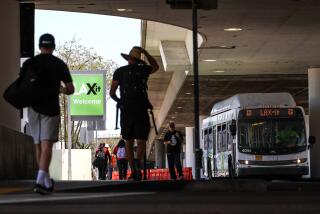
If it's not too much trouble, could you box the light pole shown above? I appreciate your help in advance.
[192,0,201,180]
[167,0,218,180]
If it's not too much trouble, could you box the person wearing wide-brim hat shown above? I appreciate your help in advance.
[120,47,146,65]
[110,46,159,181]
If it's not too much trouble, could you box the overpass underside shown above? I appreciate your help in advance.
[1,0,320,176]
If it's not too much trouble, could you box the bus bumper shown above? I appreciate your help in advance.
[237,166,309,177]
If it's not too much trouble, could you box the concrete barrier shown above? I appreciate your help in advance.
[50,149,92,180]
[0,125,37,179]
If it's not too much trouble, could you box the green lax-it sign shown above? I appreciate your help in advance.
[70,73,105,117]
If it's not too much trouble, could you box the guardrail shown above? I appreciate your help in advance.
[112,167,193,180]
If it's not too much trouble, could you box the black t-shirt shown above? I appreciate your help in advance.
[164,130,183,154]
[24,53,72,116]
[112,63,152,112]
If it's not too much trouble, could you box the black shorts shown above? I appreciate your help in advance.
[120,109,150,141]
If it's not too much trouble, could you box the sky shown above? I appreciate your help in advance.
[35,10,141,135]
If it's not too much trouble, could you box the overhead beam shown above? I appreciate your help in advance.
[159,40,191,72]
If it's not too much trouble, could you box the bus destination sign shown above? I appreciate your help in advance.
[244,108,296,118]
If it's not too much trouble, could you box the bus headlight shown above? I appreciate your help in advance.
[295,158,307,164]
[239,160,250,165]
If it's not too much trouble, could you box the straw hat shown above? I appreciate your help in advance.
[121,47,145,63]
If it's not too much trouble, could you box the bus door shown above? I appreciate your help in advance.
[216,125,222,175]
[203,129,209,177]
[212,126,216,177]
[227,121,236,176]
[207,128,213,179]
[217,124,228,175]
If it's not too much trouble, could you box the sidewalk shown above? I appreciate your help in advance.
[1,179,320,195]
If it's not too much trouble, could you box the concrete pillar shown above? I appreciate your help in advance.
[308,67,320,178]
[182,143,186,167]
[186,127,195,179]
[155,139,165,168]
[0,1,20,130]
[304,115,310,178]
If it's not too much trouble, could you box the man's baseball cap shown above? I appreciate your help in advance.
[39,33,55,48]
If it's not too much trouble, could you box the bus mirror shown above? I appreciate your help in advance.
[230,120,236,136]
[309,136,316,146]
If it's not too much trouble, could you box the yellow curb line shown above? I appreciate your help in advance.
[0,187,28,194]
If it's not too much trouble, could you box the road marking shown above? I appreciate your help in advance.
[0,192,155,204]
[0,188,28,195]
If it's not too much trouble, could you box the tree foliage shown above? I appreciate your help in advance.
[56,37,118,148]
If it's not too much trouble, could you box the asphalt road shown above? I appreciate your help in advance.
[0,180,320,214]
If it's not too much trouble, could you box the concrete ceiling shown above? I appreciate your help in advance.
[36,0,320,75]
[34,0,319,150]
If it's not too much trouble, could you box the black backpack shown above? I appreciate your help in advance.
[3,58,40,109]
[121,64,152,109]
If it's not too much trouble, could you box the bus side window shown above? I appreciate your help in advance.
[204,129,208,150]
[222,124,227,152]
[227,122,233,151]
[208,128,213,151]
[217,125,222,153]
[212,127,216,155]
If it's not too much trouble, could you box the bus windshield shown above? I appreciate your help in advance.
[238,118,307,155]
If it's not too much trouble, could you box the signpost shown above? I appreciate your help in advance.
[70,72,106,119]
[67,71,106,180]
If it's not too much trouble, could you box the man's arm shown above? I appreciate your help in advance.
[109,80,120,103]
[163,133,171,145]
[176,131,184,141]
[60,82,74,95]
[135,47,159,74]
[107,152,112,162]
[113,146,118,156]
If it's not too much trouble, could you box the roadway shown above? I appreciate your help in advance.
[0,179,320,214]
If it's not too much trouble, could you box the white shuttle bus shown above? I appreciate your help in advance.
[201,93,314,178]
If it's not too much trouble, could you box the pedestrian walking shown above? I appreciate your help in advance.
[109,46,159,181]
[95,143,111,180]
[26,33,74,194]
[113,139,128,180]
[164,121,184,180]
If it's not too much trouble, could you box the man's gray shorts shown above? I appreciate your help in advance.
[28,107,60,144]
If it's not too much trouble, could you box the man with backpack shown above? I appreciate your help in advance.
[26,34,74,194]
[113,139,128,180]
[109,46,159,181]
[95,143,111,180]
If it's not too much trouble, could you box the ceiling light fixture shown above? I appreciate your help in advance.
[214,70,225,73]
[117,8,127,11]
[177,106,183,109]
[185,92,192,95]
[199,45,236,50]
[224,28,242,31]
[203,59,217,62]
